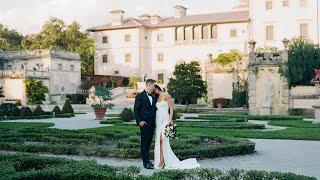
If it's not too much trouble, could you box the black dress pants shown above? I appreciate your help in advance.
[140,122,155,164]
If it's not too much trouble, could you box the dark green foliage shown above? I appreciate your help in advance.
[62,99,74,115]
[91,85,114,109]
[0,103,17,116]
[230,91,248,107]
[0,86,4,97]
[24,78,49,105]
[0,153,315,180]
[52,106,62,115]
[10,107,21,117]
[120,108,134,122]
[284,37,320,87]
[213,49,243,66]
[20,107,33,118]
[32,105,45,116]
[0,24,24,51]
[167,61,207,105]
[100,120,123,124]
[66,93,89,104]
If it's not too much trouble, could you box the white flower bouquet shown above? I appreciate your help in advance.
[164,122,177,138]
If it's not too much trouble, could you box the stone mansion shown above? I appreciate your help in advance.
[89,0,320,85]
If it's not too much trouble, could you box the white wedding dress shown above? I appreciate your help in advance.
[154,101,200,169]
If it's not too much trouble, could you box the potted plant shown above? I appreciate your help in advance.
[213,98,230,109]
[91,85,114,120]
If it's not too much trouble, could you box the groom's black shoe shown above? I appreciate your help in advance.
[147,161,154,167]
[143,162,154,169]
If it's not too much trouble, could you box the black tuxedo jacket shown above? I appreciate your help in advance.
[134,90,157,126]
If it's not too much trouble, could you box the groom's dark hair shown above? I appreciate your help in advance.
[146,79,156,86]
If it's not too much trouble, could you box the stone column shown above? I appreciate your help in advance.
[248,40,258,115]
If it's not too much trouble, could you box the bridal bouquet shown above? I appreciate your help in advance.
[164,122,177,138]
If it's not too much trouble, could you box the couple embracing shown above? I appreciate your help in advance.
[134,79,200,170]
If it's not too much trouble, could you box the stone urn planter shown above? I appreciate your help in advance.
[93,107,107,120]
[90,86,115,120]
[214,98,228,109]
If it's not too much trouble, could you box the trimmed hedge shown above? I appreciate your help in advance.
[33,105,45,116]
[0,123,255,159]
[62,99,74,116]
[52,106,62,115]
[120,108,134,122]
[100,120,123,124]
[176,121,265,129]
[198,114,303,121]
[0,153,315,180]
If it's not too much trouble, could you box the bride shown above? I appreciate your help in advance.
[153,84,200,169]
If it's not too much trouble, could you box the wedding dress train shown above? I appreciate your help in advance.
[154,101,200,169]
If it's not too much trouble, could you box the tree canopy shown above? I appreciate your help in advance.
[167,61,207,105]
[0,17,94,73]
[213,50,243,66]
[24,78,49,105]
[284,37,320,87]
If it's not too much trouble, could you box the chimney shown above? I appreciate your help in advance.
[173,5,187,18]
[110,9,125,26]
[151,15,161,24]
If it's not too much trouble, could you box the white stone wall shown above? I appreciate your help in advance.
[94,22,249,84]
[3,79,26,104]
[249,0,320,47]
[94,28,142,77]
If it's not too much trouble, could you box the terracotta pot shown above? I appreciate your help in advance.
[217,103,223,109]
[93,108,106,120]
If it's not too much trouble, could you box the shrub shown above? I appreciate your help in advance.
[100,120,123,124]
[0,103,17,116]
[213,49,243,66]
[120,108,134,122]
[66,93,88,104]
[24,78,49,104]
[62,100,74,115]
[33,105,45,116]
[52,106,62,115]
[10,107,21,117]
[20,107,33,117]
[284,37,320,87]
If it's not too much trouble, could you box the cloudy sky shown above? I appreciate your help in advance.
[0,0,240,35]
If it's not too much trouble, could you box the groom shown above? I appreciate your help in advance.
[134,79,157,169]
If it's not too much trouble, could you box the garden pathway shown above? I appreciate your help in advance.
[2,139,320,178]
[2,112,112,130]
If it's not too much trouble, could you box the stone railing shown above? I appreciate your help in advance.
[248,39,289,66]
[0,70,49,79]
[0,49,81,61]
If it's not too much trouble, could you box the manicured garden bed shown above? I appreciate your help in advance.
[198,114,303,121]
[0,153,316,180]
[176,121,265,129]
[0,122,255,159]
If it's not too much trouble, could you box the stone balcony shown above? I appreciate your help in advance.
[0,70,50,79]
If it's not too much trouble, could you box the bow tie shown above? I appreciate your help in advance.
[147,92,153,96]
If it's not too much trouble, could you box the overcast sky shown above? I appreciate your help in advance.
[0,0,240,35]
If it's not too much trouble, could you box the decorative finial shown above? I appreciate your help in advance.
[282,38,289,50]
[248,40,256,51]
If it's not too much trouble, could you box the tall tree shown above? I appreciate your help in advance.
[167,61,207,105]
[0,24,24,51]
[21,17,94,74]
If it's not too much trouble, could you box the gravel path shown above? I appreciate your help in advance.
[1,139,319,178]
[2,112,112,130]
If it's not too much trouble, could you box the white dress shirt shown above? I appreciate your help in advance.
[146,92,153,105]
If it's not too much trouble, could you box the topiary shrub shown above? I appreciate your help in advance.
[52,106,62,115]
[10,107,21,117]
[62,100,74,116]
[120,108,134,122]
[20,107,33,118]
[33,105,45,116]
[0,103,17,117]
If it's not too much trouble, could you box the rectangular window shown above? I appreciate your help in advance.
[125,53,131,62]
[70,65,74,71]
[300,23,308,38]
[266,25,274,40]
[282,0,289,7]
[157,74,164,84]
[58,64,62,71]
[102,36,108,43]
[157,33,163,42]
[103,55,108,63]
[157,53,164,62]
[177,27,184,41]
[266,1,273,10]
[125,34,131,42]
[114,71,119,75]
[300,0,307,7]
[211,25,217,39]
[230,29,237,38]
[6,64,12,70]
